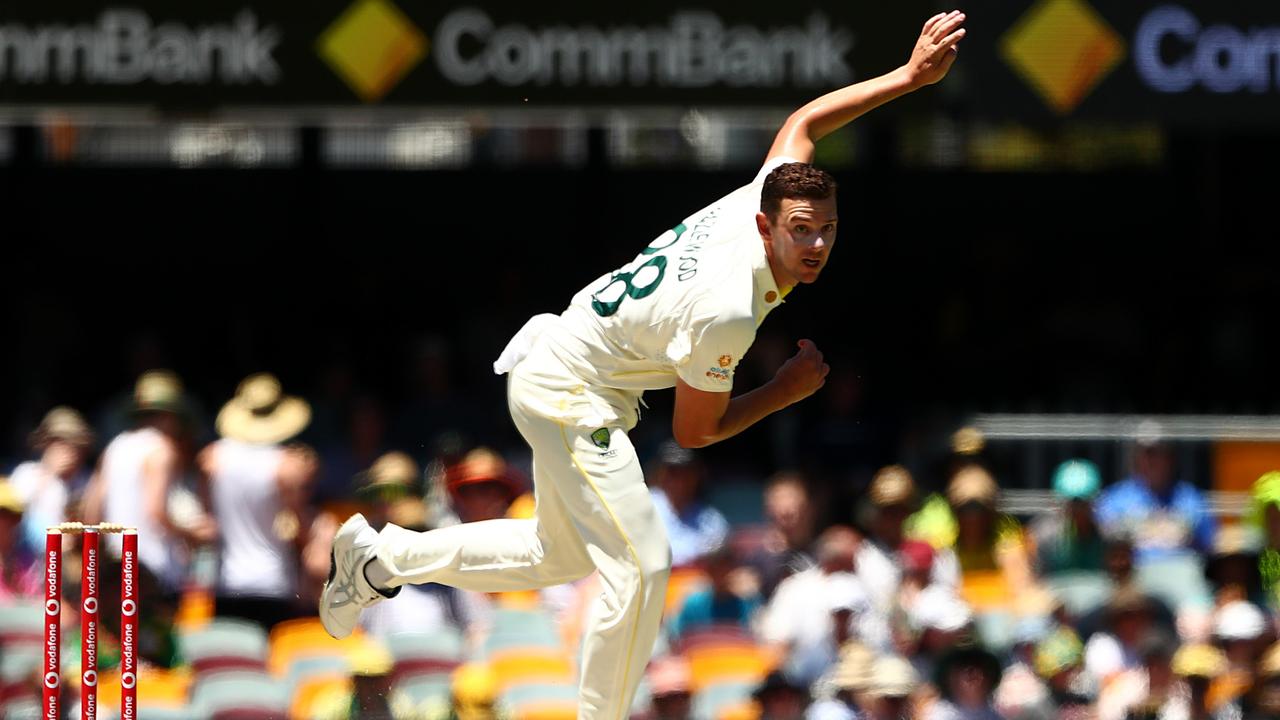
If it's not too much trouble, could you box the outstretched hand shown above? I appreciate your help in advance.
[906,10,966,88]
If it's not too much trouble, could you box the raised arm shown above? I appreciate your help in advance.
[767,10,967,163]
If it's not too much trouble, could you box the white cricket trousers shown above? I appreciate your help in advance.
[372,356,672,720]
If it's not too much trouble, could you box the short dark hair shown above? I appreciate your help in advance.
[760,162,837,220]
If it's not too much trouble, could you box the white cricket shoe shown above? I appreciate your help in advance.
[319,513,395,639]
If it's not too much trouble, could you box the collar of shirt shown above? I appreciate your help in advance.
[750,237,785,325]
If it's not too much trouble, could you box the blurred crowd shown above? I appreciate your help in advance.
[3,368,1280,720]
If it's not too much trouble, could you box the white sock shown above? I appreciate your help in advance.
[363,559,397,594]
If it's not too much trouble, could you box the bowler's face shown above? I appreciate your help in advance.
[760,195,839,288]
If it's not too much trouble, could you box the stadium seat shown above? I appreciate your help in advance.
[389,671,454,719]
[489,648,575,690]
[664,567,710,616]
[691,680,756,720]
[190,669,289,716]
[1137,555,1213,611]
[502,681,579,720]
[95,666,192,713]
[268,617,364,677]
[1044,571,1112,616]
[685,642,774,692]
[0,602,43,645]
[289,675,353,720]
[387,627,466,662]
[177,617,269,673]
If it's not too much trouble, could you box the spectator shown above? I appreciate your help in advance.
[445,447,524,523]
[1249,471,1280,611]
[1211,600,1268,711]
[858,466,959,624]
[754,670,812,720]
[648,440,728,568]
[1241,641,1280,720]
[317,394,389,503]
[862,656,921,720]
[83,370,217,595]
[748,470,817,599]
[761,526,866,685]
[0,478,41,601]
[1095,421,1216,563]
[944,465,1034,611]
[1170,643,1233,720]
[647,656,693,720]
[313,635,396,720]
[1033,459,1107,575]
[201,372,316,632]
[669,543,760,641]
[351,453,487,645]
[1205,525,1267,609]
[906,586,973,684]
[807,642,874,720]
[1084,586,1164,682]
[8,406,94,550]
[926,642,1003,720]
[1031,627,1094,719]
[356,451,427,531]
[450,662,506,720]
[1097,631,1179,720]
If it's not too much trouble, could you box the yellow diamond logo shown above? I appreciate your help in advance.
[1001,0,1125,114]
[318,0,427,102]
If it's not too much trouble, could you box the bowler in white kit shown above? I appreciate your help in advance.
[320,11,967,719]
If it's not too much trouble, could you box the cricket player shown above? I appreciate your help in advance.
[321,10,966,719]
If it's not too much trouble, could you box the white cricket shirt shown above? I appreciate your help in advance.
[544,156,796,396]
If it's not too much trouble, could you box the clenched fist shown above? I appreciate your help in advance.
[774,339,830,405]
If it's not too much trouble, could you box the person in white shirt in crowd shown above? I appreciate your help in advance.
[351,452,489,648]
[8,406,94,550]
[906,585,974,686]
[649,440,729,568]
[1083,585,1166,683]
[83,370,218,595]
[199,372,317,633]
[857,465,959,626]
[761,526,875,685]
[747,470,818,599]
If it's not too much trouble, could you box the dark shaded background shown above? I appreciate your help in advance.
[2,127,1278,510]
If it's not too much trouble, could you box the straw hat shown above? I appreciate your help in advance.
[869,465,916,508]
[830,643,876,692]
[216,373,311,444]
[951,427,986,456]
[0,478,24,515]
[1171,644,1227,678]
[356,452,420,499]
[948,466,998,507]
[133,370,186,415]
[1259,641,1280,678]
[28,407,94,450]
[867,656,919,698]
[446,447,524,498]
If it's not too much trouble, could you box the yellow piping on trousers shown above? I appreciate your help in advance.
[558,419,643,720]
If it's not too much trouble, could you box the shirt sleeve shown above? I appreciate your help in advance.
[675,312,755,393]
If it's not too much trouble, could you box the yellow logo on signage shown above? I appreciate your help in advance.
[318,0,427,102]
[1001,0,1125,114]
